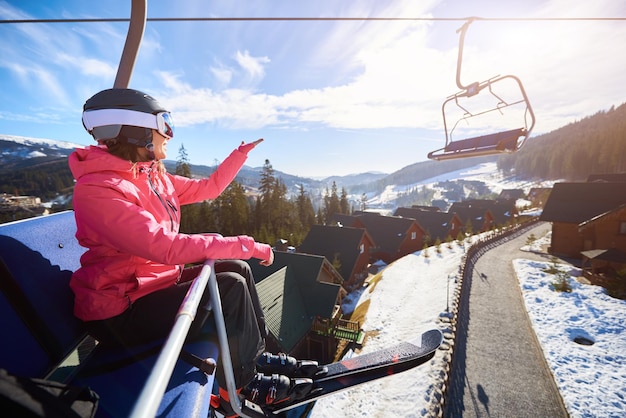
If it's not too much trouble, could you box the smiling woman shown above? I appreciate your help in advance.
[70,85,285,418]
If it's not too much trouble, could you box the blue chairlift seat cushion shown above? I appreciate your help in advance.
[73,339,218,418]
[0,212,87,378]
[0,212,219,417]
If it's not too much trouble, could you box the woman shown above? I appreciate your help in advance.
[69,88,313,414]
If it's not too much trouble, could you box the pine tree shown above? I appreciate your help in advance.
[360,193,368,212]
[324,181,341,224]
[175,144,192,178]
[464,219,473,237]
[198,201,215,233]
[340,187,349,214]
[214,182,249,235]
[258,159,275,233]
[296,184,317,234]
[175,143,195,232]
[332,253,342,274]
[270,178,289,243]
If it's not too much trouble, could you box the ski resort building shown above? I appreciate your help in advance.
[249,251,348,362]
[540,182,626,258]
[298,224,375,290]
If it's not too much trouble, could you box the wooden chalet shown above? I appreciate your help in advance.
[249,251,346,362]
[408,205,441,212]
[539,182,626,258]
[332,213,359,229]
[393,206,464,245]
[527,187,552,207]
[448,202,495,233]
[498,189,526,201]
[344,212,427,264]
[431,199,449,211]
[578,203,626,255]
[298,224,375,290]
[587,173,626,183]
[580,248,626,297]
[450,199,517,230]
[490,199,519,226]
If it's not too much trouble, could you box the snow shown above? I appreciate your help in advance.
[28,150,47,158]
[0,134,81,150]
[515,235,626,417]
[363,161,558,209]
[310,232,626,418]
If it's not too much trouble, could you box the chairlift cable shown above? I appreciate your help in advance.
[2,16,626,24]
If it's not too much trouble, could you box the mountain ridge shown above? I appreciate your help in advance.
[0,134,476,192]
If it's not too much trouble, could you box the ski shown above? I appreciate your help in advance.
[253,328,443,415]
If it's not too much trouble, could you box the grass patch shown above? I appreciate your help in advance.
[542,257,572,293]
[350,299,371,325]
[366,272,383,293]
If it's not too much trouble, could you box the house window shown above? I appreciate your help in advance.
[360,243,364,254]
[411,232,416,240]
[620,221,626,235]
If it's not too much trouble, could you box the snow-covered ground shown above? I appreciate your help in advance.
[310,232,626,418]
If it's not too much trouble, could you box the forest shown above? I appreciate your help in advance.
[498,102,626,180]
[174,146,349,247]
[0,159,74,201]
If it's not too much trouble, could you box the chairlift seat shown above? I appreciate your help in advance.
[428,127,526,160]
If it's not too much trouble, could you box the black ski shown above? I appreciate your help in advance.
[243,328,443,416]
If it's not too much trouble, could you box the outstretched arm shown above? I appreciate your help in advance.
[173,138,265,204]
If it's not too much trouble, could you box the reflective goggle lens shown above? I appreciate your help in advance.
[158,112,174,138]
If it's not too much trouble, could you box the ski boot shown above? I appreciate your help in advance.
[212,373,314,416]
[242,373,313,407]
[256,352,328,378]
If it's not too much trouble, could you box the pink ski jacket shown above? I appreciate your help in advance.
[68,145,271,321]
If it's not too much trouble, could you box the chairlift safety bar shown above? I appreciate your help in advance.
[130,259,216,418]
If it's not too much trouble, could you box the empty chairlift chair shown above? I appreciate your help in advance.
[428,20,536,161]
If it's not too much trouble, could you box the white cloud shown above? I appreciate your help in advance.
[1,61,69,106]
[210,66,233,86]
[233,50,270,83]
[56,53,116,78]
[155,72,279,129]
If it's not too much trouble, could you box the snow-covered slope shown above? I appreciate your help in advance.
[0,134,82,162]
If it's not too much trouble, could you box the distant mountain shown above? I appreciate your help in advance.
[341,155,497,197]
[0,135,79,170]
[161,160,324,192]
[319,172,388,188]
[0,134,496,207]
[0,134,322,191]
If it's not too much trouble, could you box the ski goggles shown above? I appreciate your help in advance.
[82,109,175,140]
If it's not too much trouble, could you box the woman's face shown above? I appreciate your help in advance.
[150,130,170,160]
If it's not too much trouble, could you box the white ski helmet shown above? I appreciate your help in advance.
[81,88,174,149]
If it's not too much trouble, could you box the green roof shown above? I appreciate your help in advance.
[252,252,342,352]
[299,224,369,281]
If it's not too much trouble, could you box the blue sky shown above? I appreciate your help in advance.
[1,1,625,178]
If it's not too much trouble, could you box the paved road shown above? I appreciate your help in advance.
[445,222,569,418]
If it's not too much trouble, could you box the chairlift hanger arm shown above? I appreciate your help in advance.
[455,18,479,93]
[113,0,146,89]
